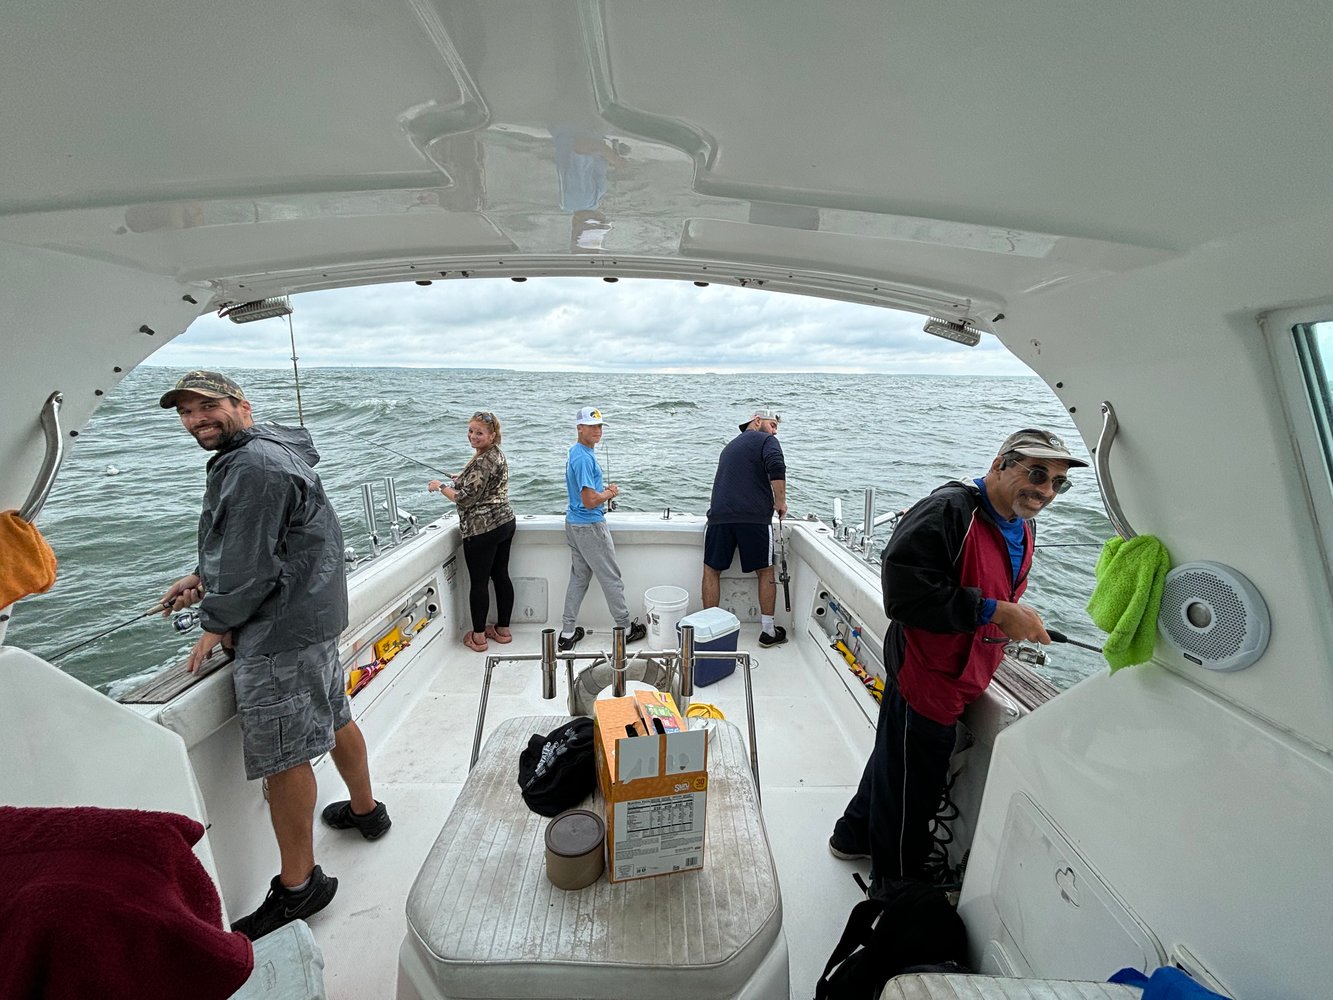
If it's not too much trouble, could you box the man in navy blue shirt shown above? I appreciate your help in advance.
[702,408,789,646]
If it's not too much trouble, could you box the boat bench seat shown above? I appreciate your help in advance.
[399,714,787,1000]
[881,973,1142,999]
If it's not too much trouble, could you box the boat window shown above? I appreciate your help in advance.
[1294,320,1333,485]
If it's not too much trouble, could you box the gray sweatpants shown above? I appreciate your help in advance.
[562,521,629,632]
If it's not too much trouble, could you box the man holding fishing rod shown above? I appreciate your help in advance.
[829,428,1085,892]
[158,370,389,941]
[702,407,788,646]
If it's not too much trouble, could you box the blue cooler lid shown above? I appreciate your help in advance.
[677,607,740,643]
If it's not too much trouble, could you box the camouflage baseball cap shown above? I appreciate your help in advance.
[158,370,248,409]
[998,427,1089,467]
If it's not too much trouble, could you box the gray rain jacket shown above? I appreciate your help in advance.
[196,424,348,656]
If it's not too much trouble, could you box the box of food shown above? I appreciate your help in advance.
[592,693,708,882]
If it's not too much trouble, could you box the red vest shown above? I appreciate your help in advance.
[897,511,1033,725]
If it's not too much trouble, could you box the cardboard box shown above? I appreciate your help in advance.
[593,693,708,882]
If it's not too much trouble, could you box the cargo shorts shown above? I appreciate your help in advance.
[231,637,351,780]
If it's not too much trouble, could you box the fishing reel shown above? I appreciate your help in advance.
[1004,642,1049,667]
[173,609,202,634]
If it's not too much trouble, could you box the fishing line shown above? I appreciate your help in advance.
[340,427,454,479]
[49,601,171,661]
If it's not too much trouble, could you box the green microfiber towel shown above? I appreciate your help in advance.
[1086,534,1171,671]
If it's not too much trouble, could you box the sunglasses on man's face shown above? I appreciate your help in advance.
[1009,458,1071,494]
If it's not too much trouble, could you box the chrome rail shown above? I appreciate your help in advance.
[18,392,66,523]
[1095,401,1137,540]
[470,628,762,795]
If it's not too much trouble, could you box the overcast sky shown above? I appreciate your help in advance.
[148,278,1034,375]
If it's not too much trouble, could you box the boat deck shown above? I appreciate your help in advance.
[306,620,877,999]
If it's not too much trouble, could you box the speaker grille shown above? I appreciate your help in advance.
[1161,569,1247,660]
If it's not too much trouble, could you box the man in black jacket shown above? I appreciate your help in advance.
[159,370,390,940]
[829,428,1085,888]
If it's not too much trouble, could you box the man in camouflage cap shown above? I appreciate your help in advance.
[158,370,390,939]
[830,427,1085,890]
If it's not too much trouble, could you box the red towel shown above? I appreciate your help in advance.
[0,806,253,1000]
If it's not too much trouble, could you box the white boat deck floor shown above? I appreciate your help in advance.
[309,622,877,1000]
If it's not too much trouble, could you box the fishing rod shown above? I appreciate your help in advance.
[601,438,617,511]
[776,520,791,613]
[49,600,172,661]
[1047,627,1104,653]
[340,427,454,479]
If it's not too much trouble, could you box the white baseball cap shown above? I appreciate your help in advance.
[739,407,781,432]
[575,406,607,426]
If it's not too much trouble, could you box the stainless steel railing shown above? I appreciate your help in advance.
[18,392,65,523]
[1095,401,1137,540]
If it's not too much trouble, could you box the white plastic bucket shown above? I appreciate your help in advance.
[644,585,689,648]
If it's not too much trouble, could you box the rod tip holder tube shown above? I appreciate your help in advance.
[540,628,558,700]
[678,624,695,698]
[611,625,627,697]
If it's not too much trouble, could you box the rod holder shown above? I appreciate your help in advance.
[677,623,695,716]
[611,625,627,697]
[861,487,876,556]
[383,476,401,546]
[361,483,381,557]
[540,628,558,699]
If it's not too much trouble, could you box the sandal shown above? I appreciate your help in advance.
[463,631,488,652]
[485,625,513,644]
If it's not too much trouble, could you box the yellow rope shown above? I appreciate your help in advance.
[685,701,726,719]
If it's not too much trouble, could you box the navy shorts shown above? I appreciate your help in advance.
[704,522,773,573]
[231,637,351,780]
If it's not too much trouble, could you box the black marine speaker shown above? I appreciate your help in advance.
[1157,561,1270,671]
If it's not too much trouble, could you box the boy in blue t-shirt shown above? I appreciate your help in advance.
[559,406,647,651]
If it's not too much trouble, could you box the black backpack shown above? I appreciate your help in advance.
[516,717,597,817]
[814,878,969,999]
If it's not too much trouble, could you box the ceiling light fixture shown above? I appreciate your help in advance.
[219,297,293,324]
[923,317,981,347]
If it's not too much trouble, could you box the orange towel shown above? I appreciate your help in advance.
[0,509,58,608]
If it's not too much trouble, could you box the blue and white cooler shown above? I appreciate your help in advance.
[677,607,741,686]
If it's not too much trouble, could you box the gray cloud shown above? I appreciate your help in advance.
[147,278,1032,375]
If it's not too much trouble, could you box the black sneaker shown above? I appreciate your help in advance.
[625,619,647,643]
[557,627,585,652]
[828,834,870,861]
[758,625,787,647]
[230,866,337,941]
[321,799,392,840]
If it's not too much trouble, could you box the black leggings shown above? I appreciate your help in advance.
[463,519,516,633]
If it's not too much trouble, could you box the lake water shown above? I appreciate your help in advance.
[9,366,1112,695]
